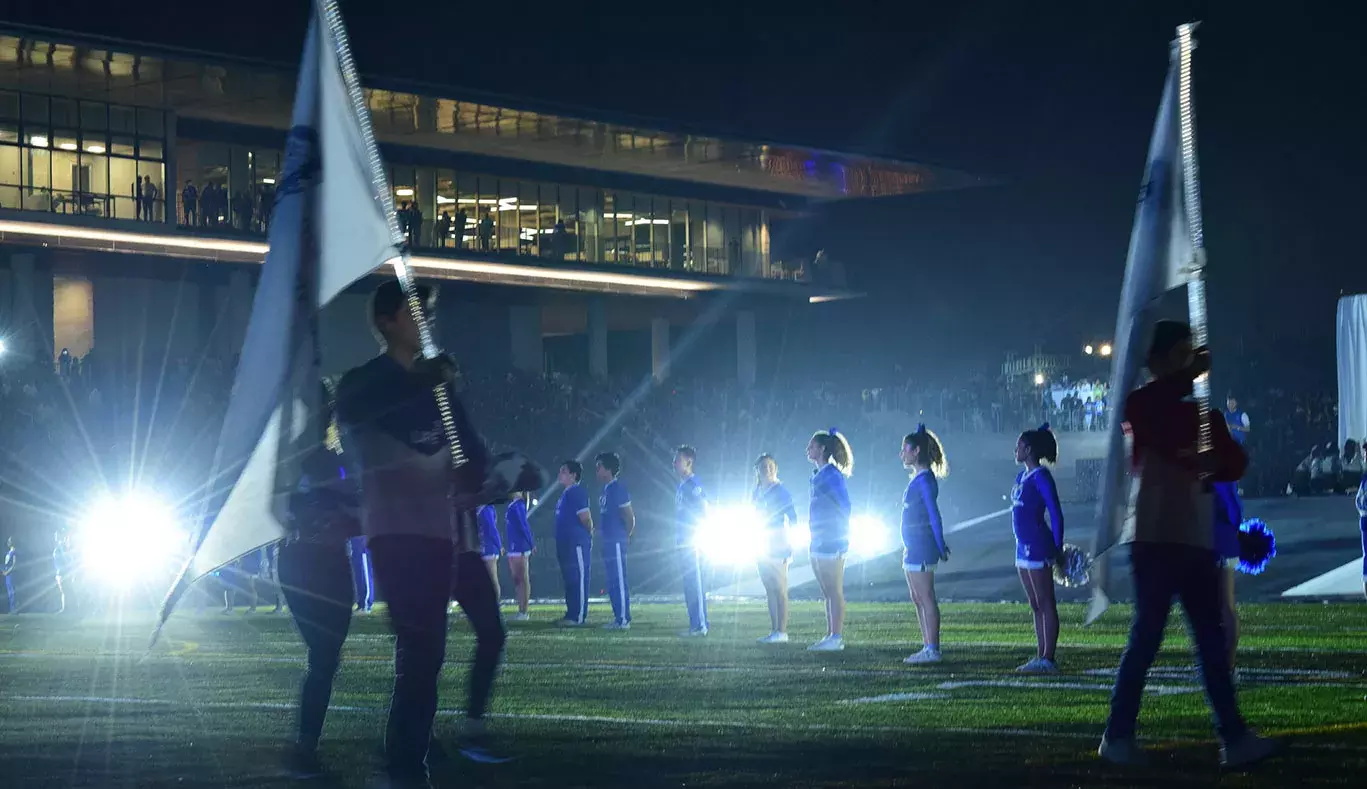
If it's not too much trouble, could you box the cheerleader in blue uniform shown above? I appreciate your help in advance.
[477,504,502,603]
[1212,481,1243,668]
[901,425,949,665]
[1011,424,1064,673]
[505,493,535,621]
[752,454,798,644]
[1357,470,1367,600]
[806,429,853,652]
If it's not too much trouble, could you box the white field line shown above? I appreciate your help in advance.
[935,680,1198,696]
[5,694,1366,753]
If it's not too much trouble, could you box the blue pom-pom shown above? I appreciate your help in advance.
[1236,518,1276,575]
[1052,543,1093,588]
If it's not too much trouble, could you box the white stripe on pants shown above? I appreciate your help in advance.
[575,546,588,624]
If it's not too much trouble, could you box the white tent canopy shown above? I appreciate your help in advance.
[1339,293,1367,447]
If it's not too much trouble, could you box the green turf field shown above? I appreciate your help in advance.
[1,600,1364,788]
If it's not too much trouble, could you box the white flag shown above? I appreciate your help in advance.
[155,5,396,639]
[1086,47,1195,625]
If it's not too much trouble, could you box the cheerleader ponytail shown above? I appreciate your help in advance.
[903,424,949,479]
[811,428,854,477]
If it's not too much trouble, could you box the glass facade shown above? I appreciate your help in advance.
[173,141,771,277]
[0,90,166,220]
[0,89,774,279]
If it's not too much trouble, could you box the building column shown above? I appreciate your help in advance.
[736,310,756,388]
[650,317,670,383]
[9,252,54,365]
[165,110,179,225]
[588,297,608,378]
[509,305,543,374]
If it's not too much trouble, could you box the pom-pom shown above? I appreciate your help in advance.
[1236,518,1276,575]
[1052,543,1093,587]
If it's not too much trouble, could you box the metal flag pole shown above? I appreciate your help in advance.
[1176,22,1212,453]
[317,0,467,470]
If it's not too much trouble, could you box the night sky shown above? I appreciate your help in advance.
[6,0,1363,390]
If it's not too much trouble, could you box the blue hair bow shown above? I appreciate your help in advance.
[829,426,839,436]
[1039,422,1051,432]
[916,423,926,435]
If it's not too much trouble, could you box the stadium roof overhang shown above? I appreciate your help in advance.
[0,28,983,203]
[0,211,857,303]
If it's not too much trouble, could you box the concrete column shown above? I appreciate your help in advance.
[509,305,543,374]
[736,309,756,388]
[165,110,178,225]
[650,317,670,383]
[587,297,608,378]
[10,252,54,365]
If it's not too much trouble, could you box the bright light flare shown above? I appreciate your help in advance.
[75,491,187,590]
[1099,343,1113,357]
[1083,344,1094,355]
[694,504,766,566]
[849,513,895,557]
[1033,373,1046,386]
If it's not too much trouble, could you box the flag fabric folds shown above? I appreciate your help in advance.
[1085,47,1196,625]
[155,6,396,640]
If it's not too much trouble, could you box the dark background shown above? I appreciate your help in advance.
[6,0,1364,390]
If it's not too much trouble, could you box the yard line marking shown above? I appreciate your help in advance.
[8,694,1367,753]
[1083,667,1361,681]
[935,680,1199,696]
[838,692,950,704]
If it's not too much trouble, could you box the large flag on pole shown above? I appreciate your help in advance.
[1085,43,1197,625]
[154,6,396,642]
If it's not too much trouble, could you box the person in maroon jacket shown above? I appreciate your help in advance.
[1099,321,1278,769]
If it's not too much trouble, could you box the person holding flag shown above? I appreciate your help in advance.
[336,281,507,779]
[1098,322,1276,768]
[595,452,634,630]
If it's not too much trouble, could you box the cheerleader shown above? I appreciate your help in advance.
[752,454,797,644]
[1357,470,1367,600]
[806,429,853,652]
[1212,481,1243,668]
[477,504,502,602]
[901,425,949,665]
[1011,424,1064,673]
[505,492,535,621]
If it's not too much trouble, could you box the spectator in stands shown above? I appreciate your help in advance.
[182,180,197,226]
[435,212,451,248]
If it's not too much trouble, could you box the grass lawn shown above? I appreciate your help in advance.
[1,600,1364,787]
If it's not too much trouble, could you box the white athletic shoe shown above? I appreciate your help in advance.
[680,627,709,638]
[807,634,845,652]
[1219,732,1279,768]
[903,646,942,665]
[757,632,789,644]
[1097,736,1147,766]
[602,621,630,630]
[1016,657,1059,674]
[509,612,530,622]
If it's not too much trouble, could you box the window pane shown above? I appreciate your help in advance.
[137,108,165,137]
[0,122,17,144]
[580,187,601,262]
[138,160,165,221]
[80,101,107,131]
[51,98,77,128]
[83,151,110,216]
[22,94,49,126]
[109,157,138,219]
[110,136,135,157]
[670,201,688,269]
[110,106,135,135]
[537,184,557,259]
[139,138,163,160]
[0,91,18,120]
[0,145,20,210]
[22,146,51,210]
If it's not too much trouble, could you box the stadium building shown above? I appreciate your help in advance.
[0,26,974,381]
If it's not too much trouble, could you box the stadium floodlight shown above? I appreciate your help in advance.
[694,504,766,566]
[1099,343,1113,357]
[75,490,187,591]
[1083,344,1094,355]
[849,513,894,558]
[1033,373,1046,386]
[0,338,6,355]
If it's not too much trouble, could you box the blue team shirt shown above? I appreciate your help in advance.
[1356,474,1367,518]
[4,547,16,575]
[599,479,632,543]
[556,483,592,544]
[506,498,535,553]
[477,505,501,557]
[1010,466,1065,562]
[902,470,947,564]
[808,464,851,549]
[676,475,707,546]
[1224,408,1250,445]
[753,482,797,532]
